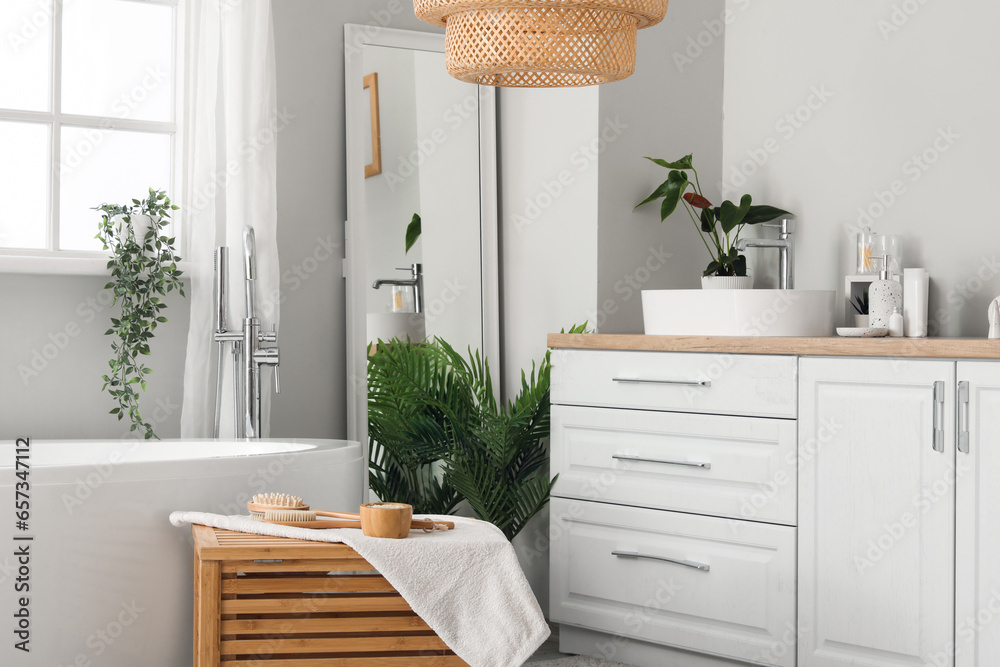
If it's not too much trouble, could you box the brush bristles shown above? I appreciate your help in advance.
[263,509,317,522]
[251,493,305,508]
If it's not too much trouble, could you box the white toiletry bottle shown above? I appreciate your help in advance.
[869,255,902,330]
[889,307,904,337]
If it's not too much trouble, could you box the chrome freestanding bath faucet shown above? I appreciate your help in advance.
[213,226,280,438]
[735,215,796,289]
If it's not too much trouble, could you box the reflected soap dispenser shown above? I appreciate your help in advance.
[869,255,902,330]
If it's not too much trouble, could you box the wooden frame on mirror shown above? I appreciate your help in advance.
[363,72,381,178]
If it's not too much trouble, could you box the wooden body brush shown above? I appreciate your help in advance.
[247,493,454,536]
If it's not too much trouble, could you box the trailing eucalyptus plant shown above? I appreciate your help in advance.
[94,189,184,439]
[368,324,588,541]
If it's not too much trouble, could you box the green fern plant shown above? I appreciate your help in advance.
[367,329,585,540]
[367,339,464,516]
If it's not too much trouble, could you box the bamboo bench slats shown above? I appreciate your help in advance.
[192,526,468,666]
[221,616,433,635]
[221,635,451,655]
[221,595,412,615]
[223,574,394,594]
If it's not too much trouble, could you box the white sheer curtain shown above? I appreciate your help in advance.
[180,0,280,438]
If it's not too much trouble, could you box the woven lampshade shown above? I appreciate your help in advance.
[414,0,669,87]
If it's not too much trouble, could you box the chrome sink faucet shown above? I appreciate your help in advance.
[213,226,280,438]
[735,215,796,289]
[373,263,423,313]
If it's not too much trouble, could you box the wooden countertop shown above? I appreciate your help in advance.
[547,334,1000,359]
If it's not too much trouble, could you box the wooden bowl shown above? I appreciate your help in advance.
[359,502,413,539]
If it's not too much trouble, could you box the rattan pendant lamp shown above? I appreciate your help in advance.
[414,0,669,87]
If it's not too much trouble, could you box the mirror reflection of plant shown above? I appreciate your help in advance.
[405,213,421,254]
[94,189,184,439]
[368,338,464,516]
[368,329,585,540]
[635,154,790,277]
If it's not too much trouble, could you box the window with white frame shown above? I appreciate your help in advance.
[0,0,178,256]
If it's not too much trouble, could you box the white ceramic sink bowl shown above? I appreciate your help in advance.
[642,289,837,337]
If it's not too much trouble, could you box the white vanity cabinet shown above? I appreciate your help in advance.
[549,339,1000,667]
[797,358,957,667]
[798,358,1000,667]
[549,349,800,667]
[955,361,1000,667]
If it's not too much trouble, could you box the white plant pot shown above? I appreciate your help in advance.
[701,275,754,290]
[112,213,155,244]
[854,314,870,328]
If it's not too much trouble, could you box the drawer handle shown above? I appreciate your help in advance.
[612,550,710,572]
[958,381,970,454]
[613,454,711,470]
[612,377,711,388]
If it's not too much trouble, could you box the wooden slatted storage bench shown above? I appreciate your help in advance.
[192,526,468,666]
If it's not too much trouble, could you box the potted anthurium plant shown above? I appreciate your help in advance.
[636,154,790,289]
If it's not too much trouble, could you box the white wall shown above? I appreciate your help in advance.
[500,87,599,398]
[500,86,600,611]
[0,274,188,439]
[597,0,727,333]
[724,0,1000,335]
[363,46,421,314]
[270,0,434,438]
[413,49,484,352]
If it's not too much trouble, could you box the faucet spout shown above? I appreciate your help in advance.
[372,264,424,313]
[735,216,796,289]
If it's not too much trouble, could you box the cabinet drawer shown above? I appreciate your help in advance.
[550,498,797,667]
[550,349,797,418]
[552,405,797,525]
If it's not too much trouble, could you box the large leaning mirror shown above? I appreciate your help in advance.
[343,25,500,462]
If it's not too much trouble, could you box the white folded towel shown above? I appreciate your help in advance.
[170,511,549,667]
[990,297,1000,339]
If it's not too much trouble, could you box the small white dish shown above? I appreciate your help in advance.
[837,326,889,338]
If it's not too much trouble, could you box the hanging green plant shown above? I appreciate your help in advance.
[94,188,184,439]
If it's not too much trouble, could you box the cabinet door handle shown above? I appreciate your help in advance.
[612,550,710,572]
[613,454,711,470]
[958,381,970,454]
[612,377,711,388]
[932,381,945,452]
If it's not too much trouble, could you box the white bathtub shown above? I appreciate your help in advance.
[0,438,363,666]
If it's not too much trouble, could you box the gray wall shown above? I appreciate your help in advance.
[723,0,1000,335]
[0,1,719,438]
[0,274,188,439]
[269,0,434,439]
[597,0,727,333]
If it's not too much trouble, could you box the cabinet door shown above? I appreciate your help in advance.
[955,361,1000,667]
[799,358,956,667]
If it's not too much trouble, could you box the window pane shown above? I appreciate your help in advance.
[62,0,173,122]
[59,127,171,251]
[0,1,53,112]
[0,121,50,249]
